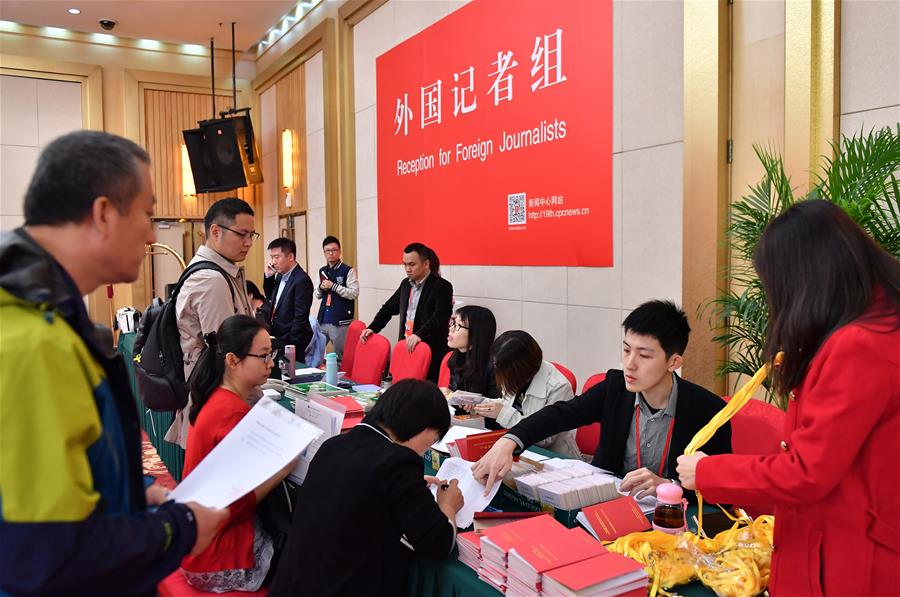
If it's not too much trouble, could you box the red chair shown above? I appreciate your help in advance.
[551,362,577,393]
[348,333,390,385]
[576,373,606,456]
[390,339,433,381]
[158,571,267,596]
[341,320,366,374]
[437,351,453,387]
[722,395,785,517]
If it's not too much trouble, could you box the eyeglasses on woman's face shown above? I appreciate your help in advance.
[245,349,278,364]
[448,318,469,332]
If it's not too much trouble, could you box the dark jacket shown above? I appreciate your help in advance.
[0,228,196,596]
[264,265,314,352]
[269,422,456,597]
[510,369,731,483]
[368,274,453,381]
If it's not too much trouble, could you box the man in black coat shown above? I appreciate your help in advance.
[360,242,453,382]
[471,300,732,501]
[263,237,314,358]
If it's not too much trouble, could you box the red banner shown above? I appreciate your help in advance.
[375,0,613,267]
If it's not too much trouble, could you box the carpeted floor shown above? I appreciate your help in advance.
[142,431,176,490]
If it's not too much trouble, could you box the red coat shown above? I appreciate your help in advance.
[697,305,900,596]
[181,387,257,573]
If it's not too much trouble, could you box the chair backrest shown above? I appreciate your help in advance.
[437,351,453,388]
[581,372,607,393]
[349,333,390,385]
[725,396,785,455]
[341,320,366,373]
[551,362,577,393]
[576,372,606,456]
[390,340,433,381]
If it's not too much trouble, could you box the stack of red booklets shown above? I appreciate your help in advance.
[479,514,560,593]
[457,531,481,571]
[330,395,364,431]
[506,526,608,596]
[577,496,651,542]
[447,429,508,461]
[540,552,648,596]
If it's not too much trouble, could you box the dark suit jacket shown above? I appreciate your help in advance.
[368,274,453,381]
[510,369,731,490]
[263,265,313,352]
[269,423,456,597]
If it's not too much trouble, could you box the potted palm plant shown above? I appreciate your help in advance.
[708,125,900,408]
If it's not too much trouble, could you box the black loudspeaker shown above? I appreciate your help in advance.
[182,112,263,193]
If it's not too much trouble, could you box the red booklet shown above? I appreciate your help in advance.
[507,527,608,588]
[452,429,508,461]
[479,514,562,559]
[330,395,364,431]
[579,496,650,542]
[542,552,647,595]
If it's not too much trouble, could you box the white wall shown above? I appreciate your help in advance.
[839,0,900,136]
[0,75,82,230]
[352,0,684,387]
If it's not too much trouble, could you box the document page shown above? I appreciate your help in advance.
[431,456,502,528]
[432,425,486,454]
[170,397,323,508]
[290,395,345,483]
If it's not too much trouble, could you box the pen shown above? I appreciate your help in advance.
[440,482,450,490]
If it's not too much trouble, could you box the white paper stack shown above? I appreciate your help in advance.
[514,465,620,510]
[479,536,510,593]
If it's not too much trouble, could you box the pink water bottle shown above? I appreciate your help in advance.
[652,483,687,534]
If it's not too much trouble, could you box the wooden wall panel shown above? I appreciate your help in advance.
[274,64,307,216]
[143,88,257,220]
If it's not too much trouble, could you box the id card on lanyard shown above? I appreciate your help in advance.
[404,286,415,338]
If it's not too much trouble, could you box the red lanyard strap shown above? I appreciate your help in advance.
[634,405,676,477]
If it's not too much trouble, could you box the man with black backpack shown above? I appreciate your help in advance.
[163,198,256,449]
[0,131,228,595]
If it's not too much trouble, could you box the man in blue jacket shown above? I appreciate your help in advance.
[0,131,227,595]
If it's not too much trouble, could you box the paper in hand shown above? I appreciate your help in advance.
[170,397,323,508]
[431,456,502,528]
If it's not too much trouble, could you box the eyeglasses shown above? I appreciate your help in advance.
[245,350,278,364]
[218,224,260,242]
[448,318,469,332]
[323,248,340,253]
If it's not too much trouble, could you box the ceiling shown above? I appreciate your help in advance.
[0,0,298,52]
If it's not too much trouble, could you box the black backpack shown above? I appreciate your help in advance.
[133,261,235,411]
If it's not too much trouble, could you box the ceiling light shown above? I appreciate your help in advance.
[67,8,81,15]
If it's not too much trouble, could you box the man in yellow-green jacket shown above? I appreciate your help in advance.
[0,131,227,595]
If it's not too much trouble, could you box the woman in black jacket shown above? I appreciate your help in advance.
[269,380,464,597]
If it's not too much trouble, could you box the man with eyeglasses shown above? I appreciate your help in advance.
[166,197,256,449]
[263,237,314,363]
[315,236,359,362]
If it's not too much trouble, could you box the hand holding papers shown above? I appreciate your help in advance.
[431,457,501,528]
[170,397,323,508]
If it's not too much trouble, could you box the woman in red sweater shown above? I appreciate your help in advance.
[180,314,291,592]
[677,200,900,595]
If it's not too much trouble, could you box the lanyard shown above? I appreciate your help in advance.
[634,405,675,477]
[358,423,393,443]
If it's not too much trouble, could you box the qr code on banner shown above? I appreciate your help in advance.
[507,193,526,225]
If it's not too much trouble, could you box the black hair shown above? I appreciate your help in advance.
[492,330,542,396]
[753,199,900,395]
[403,242,441,276]
[322,235,341,249]
[189,314,267,424]
[448,305,497,386]
[363,379,450,441]
[268,237,297,257]
[204,197,254,235]
[622,300,690,358]
[246,280,265,302]
[24,130,151,226]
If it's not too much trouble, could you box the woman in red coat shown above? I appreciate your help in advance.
[677,200,900,596]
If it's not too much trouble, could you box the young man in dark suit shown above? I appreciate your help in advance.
[360,242,453,382]
[471,300,732,500]
[263,237,314,359]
